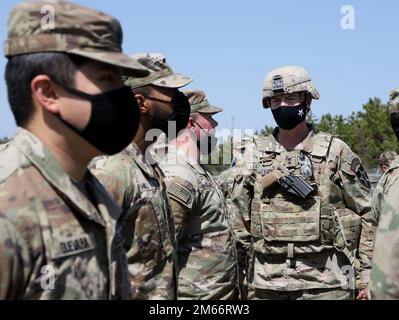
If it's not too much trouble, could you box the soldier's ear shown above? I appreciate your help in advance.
[31,75,60,114]
[187,117,196,130]
[134,94,149,114]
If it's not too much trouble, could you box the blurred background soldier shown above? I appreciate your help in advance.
[369,88,399,299]
[216,135,256,198]
[378,151,397,174]
[91,53,192,299]
[229,66,374,300]
[370,150,399,227]
[155,90,240,299]
[0,0,149,299]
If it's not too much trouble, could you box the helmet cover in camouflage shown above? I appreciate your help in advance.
[183,90,223,115]
[4,0,149,77]
[124,53,192,89]
[262,66,320,108]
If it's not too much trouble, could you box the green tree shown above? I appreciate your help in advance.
[316,98,398,167]
[353,98,399,167]
[258,125,274,136]
[306,110,318,124]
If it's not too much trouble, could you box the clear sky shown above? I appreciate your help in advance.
[1,0,399,138]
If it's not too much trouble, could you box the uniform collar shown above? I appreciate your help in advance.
[125,142,157,178]
[270,123,316,153]
[14,128,113,226]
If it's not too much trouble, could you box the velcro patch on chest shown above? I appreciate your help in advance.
[52,234,96,260]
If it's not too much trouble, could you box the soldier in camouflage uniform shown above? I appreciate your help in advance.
[369,89,399,299]
[217,167,238,199]
[229,66,374,300]
[378,151,397,174]
[216,136,256,198]
[154,90,240,299]
[0,1,150,299]
[90,53,192,299]
[369,150,399,227]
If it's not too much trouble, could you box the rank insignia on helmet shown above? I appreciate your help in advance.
[272,75,284,93]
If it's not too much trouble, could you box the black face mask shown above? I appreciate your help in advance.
[390,112,399,141]
[271,102,308,130]
[54,81,139,155]
[146,90,190,138]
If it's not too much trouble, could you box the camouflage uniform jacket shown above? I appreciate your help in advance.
[159,146,239,300]
[216,166,241,199]
[370,156,399,226]
[369,155,399,299]
[0,128,130,299]
[90,142,177,300]
[229,126,374,292]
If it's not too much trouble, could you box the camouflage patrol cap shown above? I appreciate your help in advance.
[183,90,223,115]
[4,0,149,77]
[124,53,192,89]
[262,66,320,108]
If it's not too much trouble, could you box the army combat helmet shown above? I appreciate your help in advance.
[262,66,320,108]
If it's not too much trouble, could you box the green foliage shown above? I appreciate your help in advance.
[260,126,274,136]
[258,97,399,168]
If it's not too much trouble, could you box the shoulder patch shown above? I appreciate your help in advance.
[339,145,371,189]
[341,151,359,176]
[349,155,361,172]
[166,177,195,209]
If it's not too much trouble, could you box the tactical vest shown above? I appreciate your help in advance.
[249,132,362,262]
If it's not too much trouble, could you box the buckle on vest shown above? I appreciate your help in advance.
[286,243,296,268]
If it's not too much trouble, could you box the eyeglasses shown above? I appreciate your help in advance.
[143,95,173,105]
